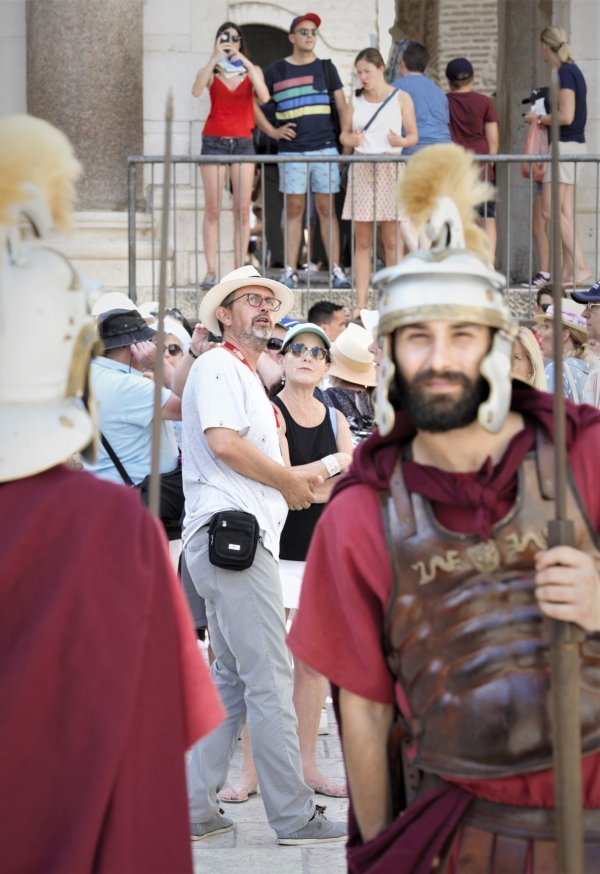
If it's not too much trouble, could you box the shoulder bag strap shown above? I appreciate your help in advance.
[100,433,135,486]
[362,88,398,132]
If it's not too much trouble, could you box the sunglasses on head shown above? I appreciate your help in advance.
[266,337,284,351]
[164,343,183,355]
[285,342,330,362]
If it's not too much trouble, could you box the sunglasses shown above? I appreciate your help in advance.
[226,292,282,311]
[164,343,183,355]
[584,303,600,312]
[295,28,318,36]
[220,32,241,43]
[285,342,330,362]
[165,307,185,320]
[266,337,284,351]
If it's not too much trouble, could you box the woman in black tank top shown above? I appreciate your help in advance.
[220,324,353,803]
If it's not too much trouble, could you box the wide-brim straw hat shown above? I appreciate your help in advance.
[199,266,294,336]
[534,301,588,343]
[329,323,377,387]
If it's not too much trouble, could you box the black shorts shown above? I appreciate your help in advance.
[201,135,255,156]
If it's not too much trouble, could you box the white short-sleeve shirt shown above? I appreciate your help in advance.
[181,347,288,558]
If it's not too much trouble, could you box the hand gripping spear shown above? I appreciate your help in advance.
[148,92,174,520]
[548,68,585,874]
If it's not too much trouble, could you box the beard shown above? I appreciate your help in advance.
[394,368,489,432]
[236,318,271,350]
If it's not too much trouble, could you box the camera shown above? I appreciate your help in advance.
[208,332,223,344]
[219,33,231,44]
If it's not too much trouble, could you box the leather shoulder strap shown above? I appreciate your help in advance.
[389,457,417,538]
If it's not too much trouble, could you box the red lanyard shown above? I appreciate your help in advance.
[222,341,280,428]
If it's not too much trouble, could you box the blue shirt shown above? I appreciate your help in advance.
[545,356,591,403]
[392,73,451,155]
[265,58,343,152]
[558,63,586,143]
[86,356,179,485]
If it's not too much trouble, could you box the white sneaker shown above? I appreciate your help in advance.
[279,266,299,289]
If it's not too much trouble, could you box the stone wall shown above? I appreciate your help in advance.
[436,0,498,94]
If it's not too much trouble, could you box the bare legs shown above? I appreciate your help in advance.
[352,220,414,313]
[221,658,346,801]
[284,192,342,272]
[532,193,550,274]
[201,162,256,275]
[541,180,590,284]
[200,163,227,275]
[231,162,255,269]
[314,192,341,269]
[284,194,305,270]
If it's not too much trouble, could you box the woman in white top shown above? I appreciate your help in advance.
[341,48,418,315]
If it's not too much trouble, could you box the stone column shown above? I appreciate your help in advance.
[495,0,552,283]
[26,0,143,209]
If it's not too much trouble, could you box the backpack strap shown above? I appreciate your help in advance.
[100,433,135,486]
[321,58,336,94]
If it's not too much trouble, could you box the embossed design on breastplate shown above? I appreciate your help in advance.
[384,449,600,780]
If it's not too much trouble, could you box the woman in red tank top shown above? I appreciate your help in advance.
[192,23,269,290]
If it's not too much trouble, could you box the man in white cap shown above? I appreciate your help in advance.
[288,146,600,869]
[0,115,224,872]
[183,265,347,844]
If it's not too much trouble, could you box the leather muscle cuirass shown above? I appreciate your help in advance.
[383,434,600,779]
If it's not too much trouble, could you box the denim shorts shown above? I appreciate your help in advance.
[476,199,496,220]
[278,148,341,195]
[201,136,255,156]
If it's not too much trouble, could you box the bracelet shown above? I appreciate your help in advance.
[189,347,200,359]
[321,454,341,478]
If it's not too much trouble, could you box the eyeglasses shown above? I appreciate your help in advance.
[295,28,318,36]
[164,343,183,355]
[266,337,284,351]
[584,303,600,312]
[285,342,329,362]
[226,292,282,311]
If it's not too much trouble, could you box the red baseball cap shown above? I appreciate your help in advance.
[289,13,321,33]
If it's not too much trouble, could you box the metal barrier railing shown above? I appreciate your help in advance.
[127,152,600,320]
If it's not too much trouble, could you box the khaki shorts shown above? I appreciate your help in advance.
[543,139,587,184]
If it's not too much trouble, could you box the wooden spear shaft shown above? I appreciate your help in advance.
[548,67,584,874]
[148,91,174,520]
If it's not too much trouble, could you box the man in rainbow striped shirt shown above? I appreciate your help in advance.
[265,12,351,291]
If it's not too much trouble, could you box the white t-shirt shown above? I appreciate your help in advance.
[181,346,288,557]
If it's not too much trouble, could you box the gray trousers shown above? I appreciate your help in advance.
[184,527,315,835]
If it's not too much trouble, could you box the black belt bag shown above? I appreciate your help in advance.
[208,510,260,571]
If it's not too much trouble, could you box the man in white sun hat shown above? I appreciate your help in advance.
[0,115,223,872]
[183,264,347,845]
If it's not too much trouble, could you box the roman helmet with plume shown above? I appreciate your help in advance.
[0,115,102,482]
[373,143,518,436]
